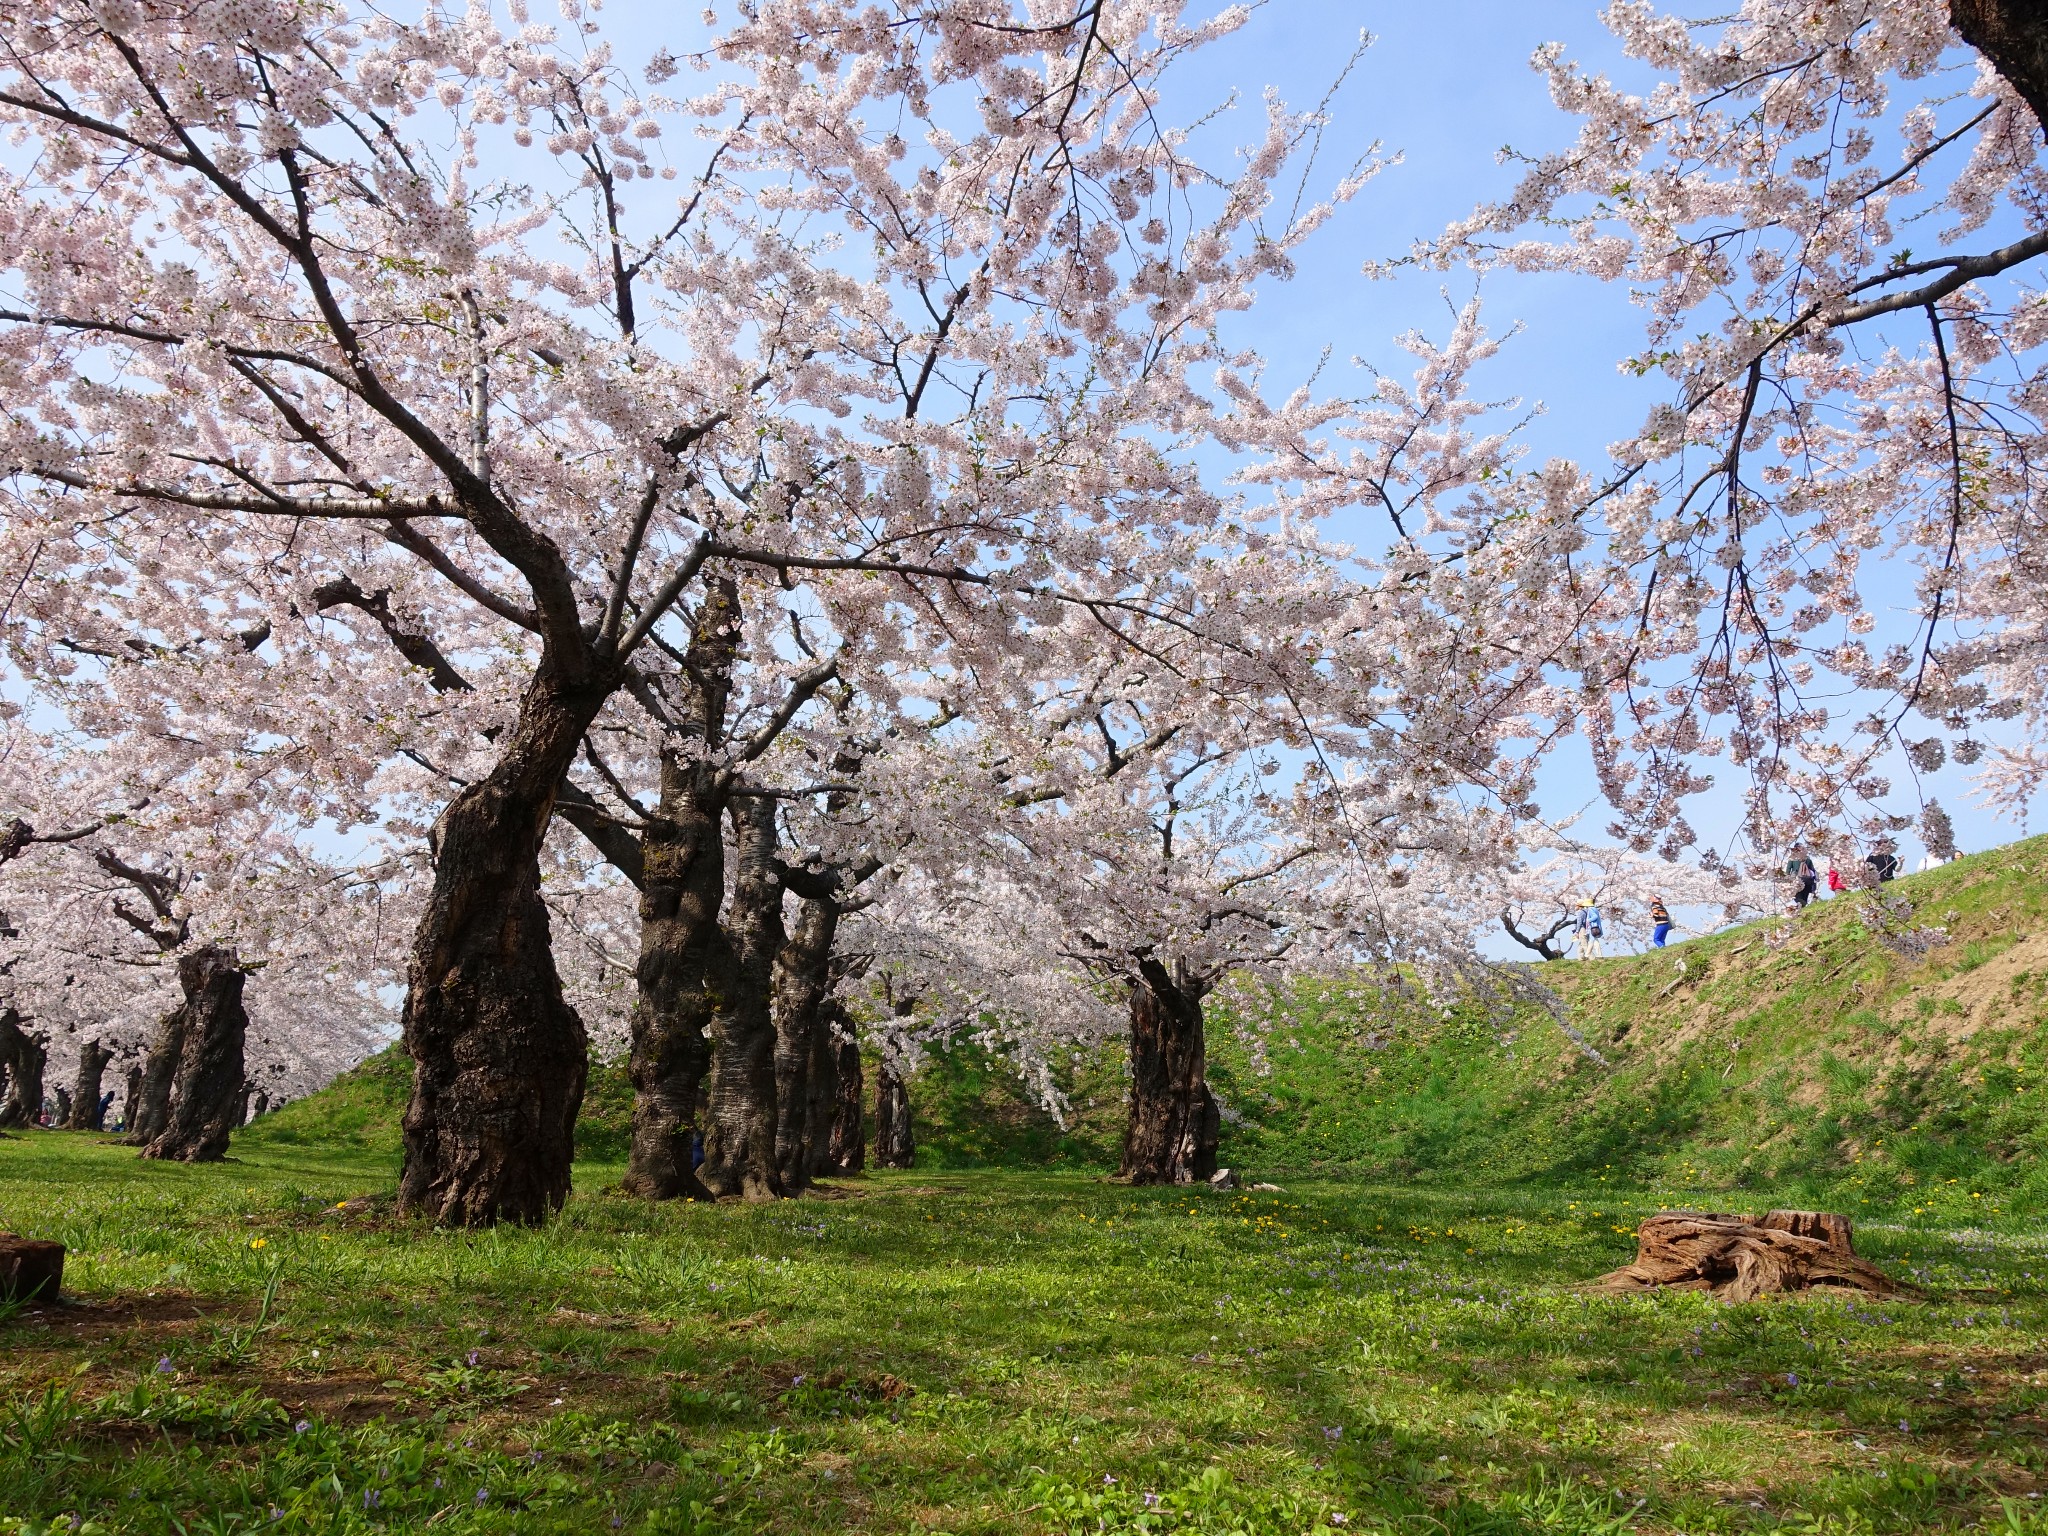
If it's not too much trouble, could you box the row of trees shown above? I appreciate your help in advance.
[1,0,2043,1221]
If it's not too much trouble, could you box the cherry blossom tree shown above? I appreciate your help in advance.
[1478,824,1776,960]
[0,722,400,1156]
[0,0,1381,1220]
[1421,0,2048,858]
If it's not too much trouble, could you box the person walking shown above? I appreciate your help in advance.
[1865,843,1900,884]
[1826,864,1846,895]
[1574,899,1604,960]
[1785,846,1820,908]
[1649,896,1673,948]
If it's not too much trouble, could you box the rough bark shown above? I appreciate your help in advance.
[52,1087,71,1127]
[0,1008,25,1129]
[771,896,839,1193]
[122,1064,143,1135]
[398,656,609,1225]
[697,796,787,1201]
[67,1040,112,1131]
[803,1008,842,1179]
[0,1234,64,1302]
[621,576,740,1203]
[0,1016,47,1130]
[250,1089,269,1121]
[1592,1210,1902,1300]
[126,1012,183,1146]
[1954,0,2048,134]
[622,749,726,1201]
[823,1003,864,1175]
[141,945,249,1162]
[873,1057,914,1169]
[1119,957,1219,1185]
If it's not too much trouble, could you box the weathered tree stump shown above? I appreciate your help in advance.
[1592,1210,1901,1301]
[0,1233,64,1303]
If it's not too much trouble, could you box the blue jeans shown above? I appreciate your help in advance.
[1653,923,1671,947]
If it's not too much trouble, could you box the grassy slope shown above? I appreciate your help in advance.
[238,1036,1125,1174]
[246,835,2048,1215]
[1208,835,2048,1218]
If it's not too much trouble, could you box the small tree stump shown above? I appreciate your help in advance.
[0,1232,64,1303]
[1592,1210,1900,1302]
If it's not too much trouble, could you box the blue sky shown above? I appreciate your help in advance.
[1151,1,2039,881]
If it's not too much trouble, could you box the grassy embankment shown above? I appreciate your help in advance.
[2,839,2046,1533]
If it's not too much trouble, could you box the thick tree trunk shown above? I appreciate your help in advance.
[622,751,726,1202]
[0,1017,46,1130]
[52,1087,71,1127]
[67,1040,111,1131]
[822,1003,864,1176]
[803,1010,841,1178]
[697,797,786,1201]
[0,1008,25,1129]
[141,945,249,1162]
[1953,0,2048,134]
[619,575,740,1203]
[771,896,839,1193]
[250,1089,269,1121]
[398,658,610,1226]
[125,1012,182,1147]
[1119,957,1219,1186]
[122,1064,143,1135]
[873,1057,914,1169]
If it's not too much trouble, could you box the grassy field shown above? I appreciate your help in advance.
[4,1130,2047,1535]
[6,841,2048,1533]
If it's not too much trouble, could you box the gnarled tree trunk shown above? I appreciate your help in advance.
[0,1008,24,1129]
[1120,956,1219,1185]
[873,1056,914,1169]
[52,1087,71,1127]
[1594,1210,1901,1300]
[249,1089,269,1121]
[125,1012,182,1146]
[0,1016,46,1130]
[619,575,740,1203]
[67,1040,111,1131]
[122,1064,142,1135]
[697,797,786,1201]
[399,658,611,1225]
[822,1004,864,1175]
[622,750,726,1202]
[771,896,839,1193]
[142,944,249,1163]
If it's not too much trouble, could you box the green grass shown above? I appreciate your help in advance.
[8,837,2048,1532]
[5,1132,2048,1534]
[1206,837,2048,1219]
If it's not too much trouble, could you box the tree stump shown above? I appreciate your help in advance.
[0,1233,64,1303]
[1592,1210,1901,1301]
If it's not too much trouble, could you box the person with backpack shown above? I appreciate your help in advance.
[1649,896,1673,948]
[1574,899,1604,959]
[1865,844,1900,884]
[1785,845,1819,908]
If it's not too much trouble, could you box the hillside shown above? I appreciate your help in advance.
[1207,834,2048,1216]
[239,837,2048,1215]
